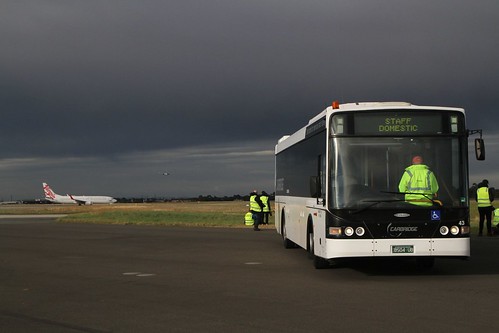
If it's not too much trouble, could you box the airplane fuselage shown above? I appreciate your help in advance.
[43,183,117,205]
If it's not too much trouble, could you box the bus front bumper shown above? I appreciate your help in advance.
[325,237,470,259]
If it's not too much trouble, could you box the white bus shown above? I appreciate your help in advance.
[275,101,484,269]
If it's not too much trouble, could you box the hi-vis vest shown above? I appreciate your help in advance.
[398,164,439,206]
[250,195,262,212]
[477,187,492,207]
[494,208,499,223]
[244,212,254,226]
[260,195,270,213]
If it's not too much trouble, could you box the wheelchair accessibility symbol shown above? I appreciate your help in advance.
[431,210,441,221]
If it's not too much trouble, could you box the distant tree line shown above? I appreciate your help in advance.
[13,193,277,204]
[115,193,276,203]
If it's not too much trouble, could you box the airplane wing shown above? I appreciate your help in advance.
[69,195,88,205]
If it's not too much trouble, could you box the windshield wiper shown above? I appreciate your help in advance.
[352,199,406,214]
[380,191,443,207]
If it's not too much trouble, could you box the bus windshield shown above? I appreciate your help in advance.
[328,136,468,210]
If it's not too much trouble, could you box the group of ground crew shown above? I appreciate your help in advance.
[245,190,271,231]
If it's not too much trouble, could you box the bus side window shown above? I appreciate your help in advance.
[310,176,320,198]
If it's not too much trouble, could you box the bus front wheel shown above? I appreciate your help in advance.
[307,224,329,269]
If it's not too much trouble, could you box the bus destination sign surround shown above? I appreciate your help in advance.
[354,113,442,135]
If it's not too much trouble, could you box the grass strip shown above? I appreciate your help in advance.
[58,210,250,227]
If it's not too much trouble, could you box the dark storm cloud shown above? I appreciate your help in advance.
[1,0,498,198]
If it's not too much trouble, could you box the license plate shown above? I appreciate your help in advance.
[391,245,414,254]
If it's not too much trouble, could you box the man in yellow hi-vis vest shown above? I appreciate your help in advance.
[244,210,254,226]
[260,191,272,225]
[249,190,264,231]
[476,179,494,236]
[493,208,499,235]
[398,155,439,206]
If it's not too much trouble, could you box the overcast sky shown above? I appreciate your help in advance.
[1,0,498,200]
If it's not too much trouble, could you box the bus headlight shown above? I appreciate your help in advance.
[450,226,460,235]
[439,226,449,236]
[344,227,354,237]
[355,227,365,236]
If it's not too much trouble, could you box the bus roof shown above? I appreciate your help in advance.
[275,101,465,154]
[333,101,464,113]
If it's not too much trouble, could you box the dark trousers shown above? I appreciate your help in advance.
[263,212,270,224]
[478,206,493,235]
[252,212,263,230]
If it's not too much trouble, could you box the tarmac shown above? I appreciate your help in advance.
[1,216,498,332]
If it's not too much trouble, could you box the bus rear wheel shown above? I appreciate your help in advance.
[282,215,295,249]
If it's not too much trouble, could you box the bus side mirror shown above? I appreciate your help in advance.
[310,176,321,198]
[475,138,485,160]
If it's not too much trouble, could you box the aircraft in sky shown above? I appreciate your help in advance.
[42,182,117,205]
[161,170,171,176]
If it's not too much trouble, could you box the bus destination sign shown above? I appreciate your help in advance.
[354,113,442,135]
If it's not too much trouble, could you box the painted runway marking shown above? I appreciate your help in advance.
[244,262,263,265]
[122,272,156,277]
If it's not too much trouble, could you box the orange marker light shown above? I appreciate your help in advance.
[332,101,340,109]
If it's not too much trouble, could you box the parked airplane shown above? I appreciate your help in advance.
[43,182,117,205]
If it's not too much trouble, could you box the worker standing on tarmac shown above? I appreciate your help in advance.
[249,190,264,231]
[260,191,271,225]
[476,179,494,236]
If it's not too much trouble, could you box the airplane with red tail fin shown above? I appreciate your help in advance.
[43,182,117,205]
